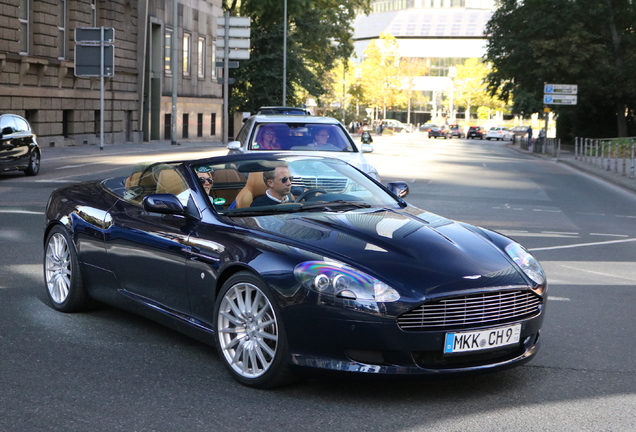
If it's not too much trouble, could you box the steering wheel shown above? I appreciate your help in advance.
[295,188,328,203]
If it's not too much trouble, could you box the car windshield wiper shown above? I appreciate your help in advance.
[294,200,372,212]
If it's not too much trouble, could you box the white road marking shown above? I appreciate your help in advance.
[590,233,629,238]
[548,296,571,302]
[0,210,44,215]
[529,237,636,251]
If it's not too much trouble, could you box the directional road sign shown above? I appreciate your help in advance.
[544,84,578,95]
[544,94,577,105]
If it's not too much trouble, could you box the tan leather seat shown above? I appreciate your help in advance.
[156,169,188,196]
[235,172,268,208]
[211,168,246,206]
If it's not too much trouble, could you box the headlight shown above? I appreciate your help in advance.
[505,243,546,285]
[294,261,400,302]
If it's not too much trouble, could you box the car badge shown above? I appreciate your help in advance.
[463,275,482,280]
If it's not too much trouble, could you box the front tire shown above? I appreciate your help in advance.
[214,272,296,388]
[44,225,93,312]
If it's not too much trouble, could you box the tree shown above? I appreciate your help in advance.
[358,33,403,118]
[485,0,636,138]
[454,58,506,121]
[224,0,371,114]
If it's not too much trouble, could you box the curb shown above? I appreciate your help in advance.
[507,143,636,194]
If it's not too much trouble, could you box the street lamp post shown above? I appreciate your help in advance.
[282,0,287,106]
[448,66,456,123]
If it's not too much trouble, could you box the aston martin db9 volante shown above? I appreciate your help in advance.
[44,153,547,388]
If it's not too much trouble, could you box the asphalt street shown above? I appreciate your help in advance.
[0,133,634,432]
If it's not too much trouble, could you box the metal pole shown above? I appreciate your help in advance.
[282,0,287,106]
[223,11,230,145]
[100,26,104,150]
[171,0,178,145]
[342,67,346,124]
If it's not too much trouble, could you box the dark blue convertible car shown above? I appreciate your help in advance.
[43,153,547,388]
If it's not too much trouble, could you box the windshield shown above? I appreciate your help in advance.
[191,156,401,215]
[249,123,354,152]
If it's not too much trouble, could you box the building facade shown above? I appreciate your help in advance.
[352,0,496,123]
[0,0,223,147]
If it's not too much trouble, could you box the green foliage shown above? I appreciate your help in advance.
[485,0,636,138]
[224,0,371,113]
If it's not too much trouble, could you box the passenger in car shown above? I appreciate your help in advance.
[253,126,281,150]
[250,165,294,207]
[196,166,214,195]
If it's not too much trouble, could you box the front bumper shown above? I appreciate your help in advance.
[284,309,544,375]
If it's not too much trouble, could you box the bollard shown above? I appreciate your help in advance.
[631,144,635,179]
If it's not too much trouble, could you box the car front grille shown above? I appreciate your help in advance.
[397,289,542,331]
[293,176,348,193]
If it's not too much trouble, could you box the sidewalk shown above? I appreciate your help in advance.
[508,143,636,194]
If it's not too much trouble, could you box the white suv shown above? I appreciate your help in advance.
[228,114,380,180]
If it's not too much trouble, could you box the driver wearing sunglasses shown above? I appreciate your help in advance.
[250,165,294,207]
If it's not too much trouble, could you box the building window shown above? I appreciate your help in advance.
[91,0,97,26]
[164,114,171,140]
[183,32,191,76]
[211,40,217,78]
[197,113,203,137]
[165,28,173,75]
[197,37,205,78]
[58,0,67,59]
[19,0,29,54]
[182,113,189,138]
[211,113,216,136]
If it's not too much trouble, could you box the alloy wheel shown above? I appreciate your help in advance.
[45,232,72,304]
[217,282,279,379]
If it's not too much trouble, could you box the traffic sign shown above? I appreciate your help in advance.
[74,45,114,77]
[216,61,239,68]
[544,94,577,105]
[544,84,577,95]
[216,49,250,60]
[75,27,115,44]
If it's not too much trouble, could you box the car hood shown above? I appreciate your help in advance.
[232,208,526,299]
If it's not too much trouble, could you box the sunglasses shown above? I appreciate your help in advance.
[279,176,293,183]
[317,134,329,138]
[198,177,213,185]
[264,131,275,135]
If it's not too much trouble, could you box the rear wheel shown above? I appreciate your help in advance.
[44,225,93,312]
[24,149,40,176]
[214,272,296,388]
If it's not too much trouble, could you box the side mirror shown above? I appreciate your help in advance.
[361,144,374,153]
[227,141,241,151]
[142,194,186,215]
[387,181,409,199]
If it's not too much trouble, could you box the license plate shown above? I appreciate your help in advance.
[444,324,521,354]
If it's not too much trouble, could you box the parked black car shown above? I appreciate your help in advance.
[467,126,484,139]
[449,124,465,138]
[0,113,40,176]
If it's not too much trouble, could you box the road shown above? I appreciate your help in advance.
[1,135,634,431]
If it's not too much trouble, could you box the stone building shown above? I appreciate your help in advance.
[0,0,223,147]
